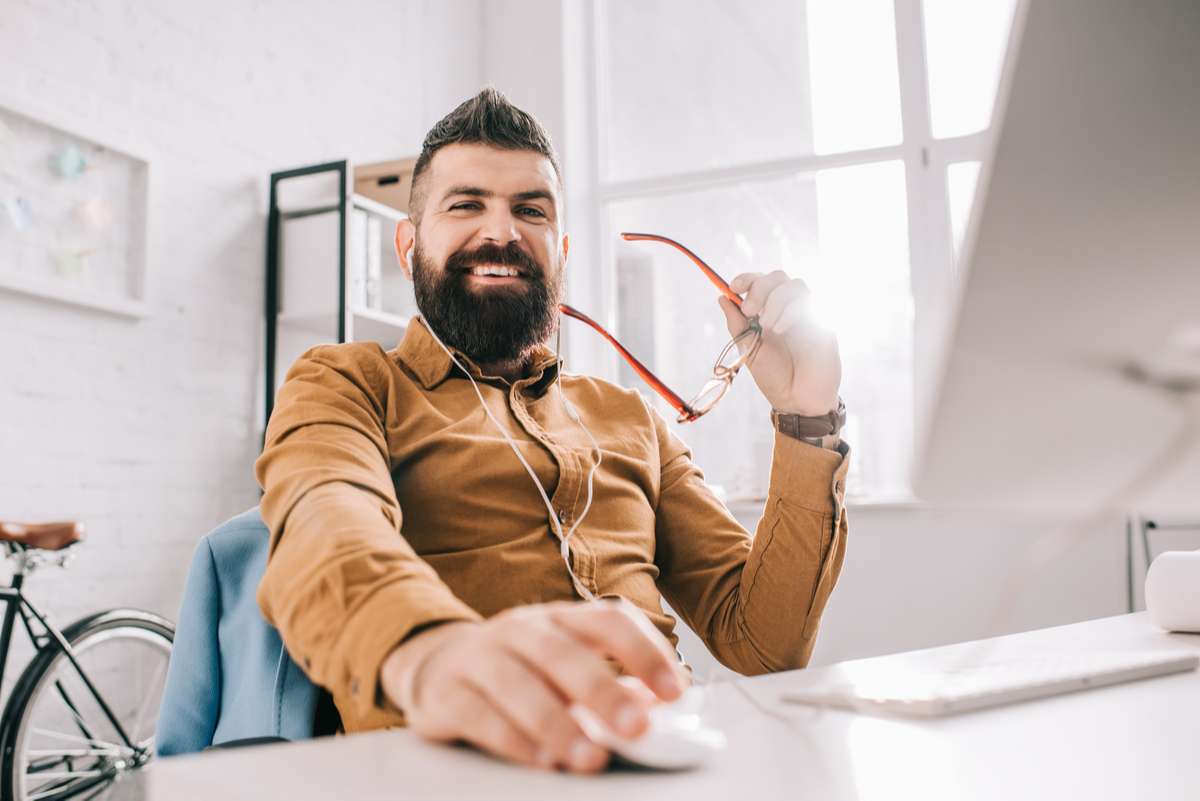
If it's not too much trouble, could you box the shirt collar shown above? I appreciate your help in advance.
[396,315,563,393]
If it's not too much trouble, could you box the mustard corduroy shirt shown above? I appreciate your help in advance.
[255,316,850,732]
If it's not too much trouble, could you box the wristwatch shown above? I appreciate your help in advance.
[771,398,846,447]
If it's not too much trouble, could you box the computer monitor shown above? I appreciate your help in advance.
[915,0,1200,518]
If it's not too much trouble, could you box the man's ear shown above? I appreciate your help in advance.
[561,232,570,269]
[394,218,416,281]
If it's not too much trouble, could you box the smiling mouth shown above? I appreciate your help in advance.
[463,264,531,280]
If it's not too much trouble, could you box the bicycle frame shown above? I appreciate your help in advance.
[0,543,145,759]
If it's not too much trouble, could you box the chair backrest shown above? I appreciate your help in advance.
[156,507,321,756]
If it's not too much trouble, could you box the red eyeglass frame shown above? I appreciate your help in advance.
[559,232,762,423]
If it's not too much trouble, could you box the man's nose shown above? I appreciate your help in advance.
[478,207,522,246]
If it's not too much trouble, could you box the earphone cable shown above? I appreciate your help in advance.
[423,318,601,601]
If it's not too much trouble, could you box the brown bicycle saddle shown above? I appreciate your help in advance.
[0,521,85,551]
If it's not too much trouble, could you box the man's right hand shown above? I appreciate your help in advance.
[379,599,687,773]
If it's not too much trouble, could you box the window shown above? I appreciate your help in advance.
[569,0,1018,503]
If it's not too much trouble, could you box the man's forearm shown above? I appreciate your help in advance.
[737,433,850,668]
[257,483,482,728]
[655,428,850,676]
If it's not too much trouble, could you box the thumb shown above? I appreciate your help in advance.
[718,296,748,339]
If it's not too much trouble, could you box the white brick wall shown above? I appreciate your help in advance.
[0,0,483,697]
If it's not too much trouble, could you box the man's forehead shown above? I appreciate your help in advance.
[427,143,559,200]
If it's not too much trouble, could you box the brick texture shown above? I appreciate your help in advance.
[0,0,483,700]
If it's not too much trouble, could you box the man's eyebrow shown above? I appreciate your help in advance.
[512,189,555,204]
[441,185,492,201]
[441,185,556,205]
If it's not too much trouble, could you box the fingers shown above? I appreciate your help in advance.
[427,682,544,768]
[718,296,751,343]
[732,270,789,318]
[728,272,762,295]
[466,648,603,771]
[729,271,816,335]
[757,278,811,333]
[498,616,652,740]
[548,600,685,702]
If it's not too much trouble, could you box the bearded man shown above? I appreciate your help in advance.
[256,88,850,774]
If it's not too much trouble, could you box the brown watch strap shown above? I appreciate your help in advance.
[771,398,846,439]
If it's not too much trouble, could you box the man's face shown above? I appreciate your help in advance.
[398,143,568,365]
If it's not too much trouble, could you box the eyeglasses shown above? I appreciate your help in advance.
[559,232,763,423]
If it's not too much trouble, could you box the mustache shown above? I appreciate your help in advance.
[445,244,542,279]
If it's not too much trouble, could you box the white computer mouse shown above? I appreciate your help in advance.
[568,684,727,771]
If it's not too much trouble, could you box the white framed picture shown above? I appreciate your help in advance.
[0,92,156,318]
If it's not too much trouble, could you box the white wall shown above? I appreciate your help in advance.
[0,0,483,694]
[784,505,1131,664]
[480,0,567,152]
[667,505,1131,681]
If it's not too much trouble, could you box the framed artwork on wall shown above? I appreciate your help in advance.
[0,93,154,318]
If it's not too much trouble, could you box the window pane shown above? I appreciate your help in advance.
[922,0,1018,138]
[598,0,902,183]
[814,161,913,499]
[602,161,912,501]
[808,0,903,154]
[946,160,982,261]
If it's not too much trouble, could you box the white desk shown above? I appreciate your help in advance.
[132,613,1200,800]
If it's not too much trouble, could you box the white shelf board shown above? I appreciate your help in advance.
[351,193,408,222]
[0,272,148,319]
[277,311,338,337]
[351,306,409,347]
[276,307,410,345]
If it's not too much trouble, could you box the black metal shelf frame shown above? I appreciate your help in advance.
[264,160,348,426]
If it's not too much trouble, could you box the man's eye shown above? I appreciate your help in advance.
[450,202,480,211]
[518,207,546,218]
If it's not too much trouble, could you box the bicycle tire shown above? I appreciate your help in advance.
[0,609,173,801]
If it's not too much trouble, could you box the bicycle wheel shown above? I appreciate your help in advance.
[0,609,173,801]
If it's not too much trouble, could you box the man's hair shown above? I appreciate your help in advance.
[408,87,562,223]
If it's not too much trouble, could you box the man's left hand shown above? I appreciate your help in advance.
[718,270,841,417]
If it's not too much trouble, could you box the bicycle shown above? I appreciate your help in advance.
[0,520,174,801]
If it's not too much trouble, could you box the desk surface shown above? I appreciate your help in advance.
[133,613,1199,801]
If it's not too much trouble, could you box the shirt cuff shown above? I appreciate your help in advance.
[341,578,482,724]
[768,431,851,514]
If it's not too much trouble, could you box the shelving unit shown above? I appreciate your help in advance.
[264,157,418,423]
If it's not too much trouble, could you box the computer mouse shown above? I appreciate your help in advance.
[568,684,727,771]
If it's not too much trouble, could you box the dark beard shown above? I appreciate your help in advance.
[412,241,562,365]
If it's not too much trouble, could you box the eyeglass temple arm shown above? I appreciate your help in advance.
[558,303,698,421]
[620,232,744,308]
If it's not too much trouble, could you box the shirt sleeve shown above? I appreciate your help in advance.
[650,403,850,674]
[255,343,481,726]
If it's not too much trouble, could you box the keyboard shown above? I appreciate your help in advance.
[780,651,1199,717]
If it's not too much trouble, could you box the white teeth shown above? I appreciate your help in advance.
[469,265,520,277]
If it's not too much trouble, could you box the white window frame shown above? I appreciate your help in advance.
[561,0,1000,508]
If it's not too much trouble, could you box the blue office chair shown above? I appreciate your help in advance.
[156,508,326,756]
